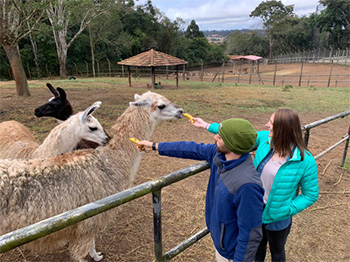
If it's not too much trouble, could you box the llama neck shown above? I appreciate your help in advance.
[109,106,156,149]
[32,117,80,158]
[100,106,156,183]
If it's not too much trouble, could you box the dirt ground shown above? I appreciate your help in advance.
[0,64,349,262]
[170,62,350,88]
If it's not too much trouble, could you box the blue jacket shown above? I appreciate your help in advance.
[158,141,264,261]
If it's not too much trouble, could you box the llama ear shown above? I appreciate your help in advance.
[80,101,101,124]
[57,87,67,100]
[134,94,141,100]
[129,98,151,107]
[46,83,59,97]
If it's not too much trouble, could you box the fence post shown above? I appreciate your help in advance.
[328,60,334,87]
[299,60,304,87]
[85,61,89,77]
[248,62,253,84]
[107,59,111,77]
[304,129,310,147]
[341,122,350,167]
[26,63,32,79]
[273,62,277,85]
[46,63,49,78]
[345,47,349,66]
[153,190,163,262]
[183,65,185,81]
[201,60,204,82]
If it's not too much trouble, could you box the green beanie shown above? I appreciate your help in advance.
[218,118,257,155]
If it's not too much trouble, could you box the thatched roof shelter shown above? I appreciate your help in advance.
[118,49,188,87]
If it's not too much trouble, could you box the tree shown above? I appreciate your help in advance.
[0,0,47,96]
[185,20,205,39]
[225,31,269,57]
[317,0,350,48]
[250,0,294,59]
[46,0,105,78]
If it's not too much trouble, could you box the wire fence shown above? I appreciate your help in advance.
[271,48,350,66]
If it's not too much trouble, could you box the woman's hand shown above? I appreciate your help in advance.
[192,117,209,130]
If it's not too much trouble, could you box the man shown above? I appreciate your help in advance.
[137,118,264,262]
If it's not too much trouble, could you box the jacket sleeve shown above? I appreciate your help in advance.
[158,141,216,162]
[289,155,319,216]
[208,122,220,134]
[234,184,264,262]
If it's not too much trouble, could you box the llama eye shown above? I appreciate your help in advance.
[89,127,98,131]
[157,104,166,110]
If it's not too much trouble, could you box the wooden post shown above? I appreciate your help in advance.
[248,62,253,84]
[151,67,155,88]
[166,66,168,80]
[85,61,89,77]
[74,63,78,76]
[27,63,32,79]
[122,65,124,78]
[222,61,225,83]
[345,48,349,66]
[183,64,185,81]
[128,66,131,87]
[107,59,111,77]
[201,60,204,82]
[299,61,304,87]
[46,63,49,78]
[327,60,334,87]
[96,60,100,77]
[273,62,277,85]
[176,65,179,87]
[335,75,338,87]
[8,68,12,80]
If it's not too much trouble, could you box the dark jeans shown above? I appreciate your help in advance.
[254,222,292,262]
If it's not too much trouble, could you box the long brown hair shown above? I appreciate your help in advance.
[271,108,306,160]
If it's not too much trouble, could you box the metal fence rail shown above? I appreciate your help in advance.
[0,111,349,261]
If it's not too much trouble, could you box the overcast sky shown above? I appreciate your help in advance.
[139,0,321,31]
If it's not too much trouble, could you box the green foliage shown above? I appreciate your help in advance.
[282,84,293,91]
[185,20,205,39]
[317,0,350,49]
[225,31,269,57]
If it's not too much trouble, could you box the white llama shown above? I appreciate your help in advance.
[0,101,109,159]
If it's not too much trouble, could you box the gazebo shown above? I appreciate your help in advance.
[118,49,188,87]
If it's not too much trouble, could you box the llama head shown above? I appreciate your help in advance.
[34,83,73,121]
[76,101,110,146]
[130,91,183,122]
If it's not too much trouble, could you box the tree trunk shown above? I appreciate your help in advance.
[89,25,96,78]
[57,31,68,78]
[2,43,30,96]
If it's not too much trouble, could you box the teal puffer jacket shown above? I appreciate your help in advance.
[254,131,319,223]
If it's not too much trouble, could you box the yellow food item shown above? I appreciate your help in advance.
[129,137,144,150]
[129,137,140,144]
[183,113,194,124]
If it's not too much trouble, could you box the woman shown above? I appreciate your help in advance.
[192,108,319,262]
